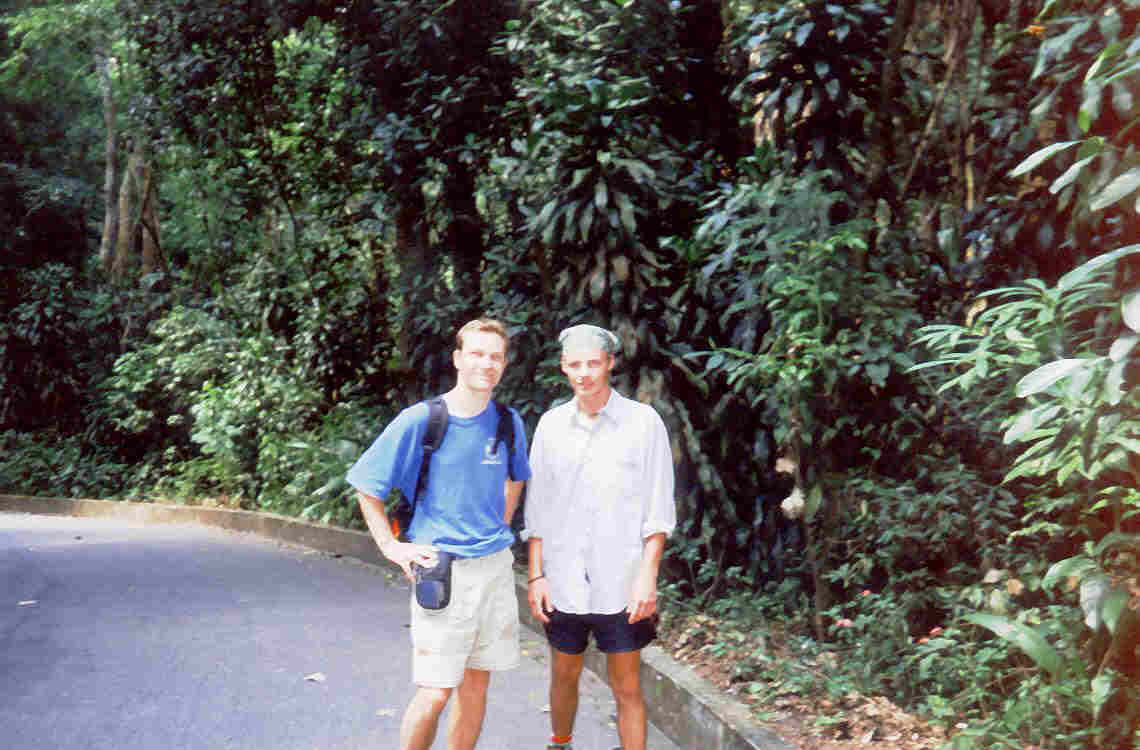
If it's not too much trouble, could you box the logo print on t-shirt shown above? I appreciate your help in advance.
[481,438,504,465]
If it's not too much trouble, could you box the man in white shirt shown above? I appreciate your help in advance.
[525,324,676,750]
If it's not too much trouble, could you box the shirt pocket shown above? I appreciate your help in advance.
[601,447,644,533]
[604,445,641,494]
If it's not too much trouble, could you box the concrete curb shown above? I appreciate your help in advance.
[0,495,792,750]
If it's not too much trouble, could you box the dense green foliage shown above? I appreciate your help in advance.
[2,0,1139,746]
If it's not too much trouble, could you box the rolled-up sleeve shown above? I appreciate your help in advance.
[641,409,676,539]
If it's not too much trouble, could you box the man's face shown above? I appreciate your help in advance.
[560,348,613,400]
[453,330,508,394]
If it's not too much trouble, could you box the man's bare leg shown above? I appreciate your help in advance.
[448,668,490,750]
[607,650,647,750]
[400,686,451,750]
[549,648,587,741]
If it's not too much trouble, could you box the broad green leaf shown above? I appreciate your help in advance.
[1077,136,1108,160]
[1057,452,1084,485]
[542,204,568,245]
[1015,359,1088,397]
[1042,555,1097,591]
[579,202,594,242]
[1049,155,1095,194]
[793,21,814,47]
[570,167,591,190]
[804,485,822,522]
[1008,141,1081,178]
[1108,434,1140,454]
[1078,94,1098,134]
[615,157,653,183]
[562,202,580,244]
[1111,81,1134,116]
[594,180,609,211]
[1094,532,1140,557]
[1091,167,1140,211]
[1080,575,1112,628]
[333,439,361,460]
[1004,404,1062,444]
[1122,290,1140,332]
[1057,244,1140,291]
[786,84,804,120]
[1064,361,1098,400]
[1105,359,1127,405]
[1107,57,1140,84]
[1003,454,1052,484]
[1084,42,1120,82]
[535,198,558,231]
[963,613,1065,681]
[615,191,636,235]
[1109,333,1139,360]
[1004,412,1036,444]
[1091,672,1113,716]
[312,476,343,496]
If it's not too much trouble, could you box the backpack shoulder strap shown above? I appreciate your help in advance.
[413,396,449,507]
[493,401,517,481]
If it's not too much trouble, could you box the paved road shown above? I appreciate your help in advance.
[0,512,682,750]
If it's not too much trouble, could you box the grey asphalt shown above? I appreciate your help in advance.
[0,512,682,750]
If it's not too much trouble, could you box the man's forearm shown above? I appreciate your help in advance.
[357,491,397,553]
[527,536,544,580]
[640,532,666,579]
[504,479,524,525]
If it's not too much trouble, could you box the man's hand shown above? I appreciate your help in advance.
[627,567,658,624]
[381,541,439,582]
[528,576,553,624]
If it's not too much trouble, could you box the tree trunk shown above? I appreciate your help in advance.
[111,139,164,282]
[860,0,918,264]
[97,55,119,275]
[393,185,435,376]
[138,157,165,276]
[442,158,485,314]
[110,142,139,281]
[1095,606,1140,749]
[898,0,978,200]
[395,188,432,292]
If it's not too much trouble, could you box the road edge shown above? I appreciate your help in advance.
[0,494,792,750]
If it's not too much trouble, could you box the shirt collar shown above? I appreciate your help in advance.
[570,389,625,429]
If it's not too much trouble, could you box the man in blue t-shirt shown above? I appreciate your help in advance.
[347,318,532,750]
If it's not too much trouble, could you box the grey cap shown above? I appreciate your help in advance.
[558,324,621,355]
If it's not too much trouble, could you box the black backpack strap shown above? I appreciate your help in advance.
[412,396,449,510]
[493,401,517,481]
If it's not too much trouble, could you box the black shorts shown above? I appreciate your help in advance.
[543,608,657,655]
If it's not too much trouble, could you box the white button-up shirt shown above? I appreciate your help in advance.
[524,389,676,615]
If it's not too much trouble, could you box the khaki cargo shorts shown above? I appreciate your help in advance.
[410,546,520,688]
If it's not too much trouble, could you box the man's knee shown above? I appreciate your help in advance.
[606,653,643,704]
[610,673,643,705]
[550,651,586,684]
[410,685,452,716]
[457,669,491,700]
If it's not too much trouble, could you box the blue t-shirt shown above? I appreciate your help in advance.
[346,400,532,558]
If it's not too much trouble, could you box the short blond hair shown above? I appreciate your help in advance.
[455,318,510,355]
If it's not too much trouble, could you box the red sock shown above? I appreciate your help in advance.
[550,734,573,745]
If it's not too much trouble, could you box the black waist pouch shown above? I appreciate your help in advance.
[412,550,454,610]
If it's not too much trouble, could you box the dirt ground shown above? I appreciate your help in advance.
[656,613,951,750]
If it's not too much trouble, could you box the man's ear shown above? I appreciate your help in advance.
[453,348,463,370]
